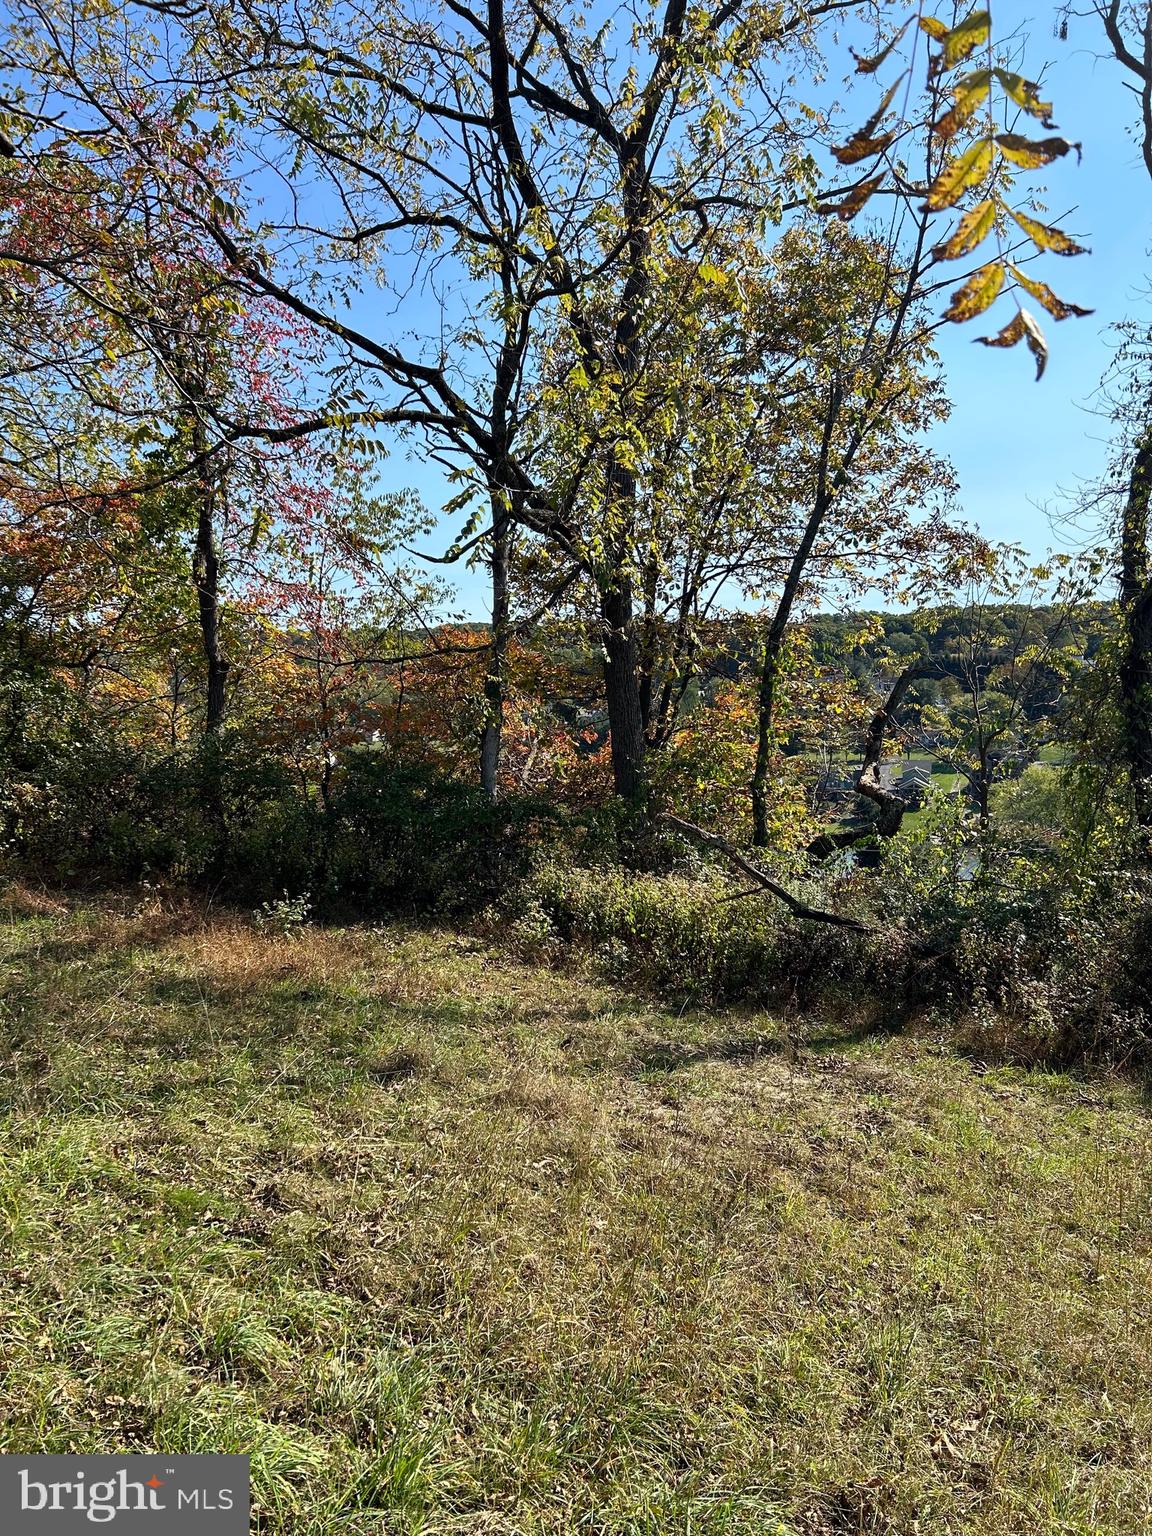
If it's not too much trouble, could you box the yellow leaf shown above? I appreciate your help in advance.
[994,69,1054,126]
[832,130,897,165]
[850,20,910,73]
[934,9,991,73]
[923,136,994,210]
[943,260,1005,322]
[974,311,1027,349]
[1005,205,1088,256]
[932,68,992,140]
[919,16,949,40]
[932,197,995,259]
[832,76,903,164]
[817,172,885,219]
[975,307,1049,379]
[1007,263,1093,320]
[995,133,1080,168]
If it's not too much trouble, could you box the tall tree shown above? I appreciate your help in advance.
[1095,0,1152,177]
[0,0,1089,810]
[1072,0,1152,851]
[747,219,952,844]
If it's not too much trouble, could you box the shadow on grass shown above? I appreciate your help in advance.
[632,999,903,1075]
[634,1035,787,1072]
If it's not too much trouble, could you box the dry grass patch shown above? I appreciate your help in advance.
[169,922,386,993]
[0,880,69,919]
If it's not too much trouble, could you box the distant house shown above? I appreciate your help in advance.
[899,766,932,790]
[898,766,933,806]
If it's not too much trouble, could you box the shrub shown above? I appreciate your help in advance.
[253,890,314,937]
[500,824,1152,1072]
[319,750,565,913]
[913,864,1152,1070]
[1,727,561,917]
[2,728,217,883]
[502,861,906,1009]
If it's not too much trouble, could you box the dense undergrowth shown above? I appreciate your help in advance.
[5,741,1152,1073]
[496,860,1152,1073]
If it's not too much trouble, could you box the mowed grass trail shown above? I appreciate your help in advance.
[0,893,1149,1535]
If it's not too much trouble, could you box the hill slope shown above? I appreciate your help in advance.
[0,895,1148,1534]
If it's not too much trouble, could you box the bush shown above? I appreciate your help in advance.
[935,869,1152,1069]
[499,819,1152,1072]
[253,890,314,936]
[2,728,218,883]
[855,789,1150,1066]
[501,861,908,1009]
[321,751,563,913]
[6,701,1150,1072]
[1,728,561,917]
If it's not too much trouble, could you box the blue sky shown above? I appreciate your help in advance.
[927,0,1152,564]
[379,2,1152,618]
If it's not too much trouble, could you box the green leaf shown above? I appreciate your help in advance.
[923,137,994,210]
[247,505,273,550]
[943,260,1005,322]
[932,197,996,260]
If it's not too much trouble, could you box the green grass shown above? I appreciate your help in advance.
[896,767,964,832]
[0,888,1150,1534]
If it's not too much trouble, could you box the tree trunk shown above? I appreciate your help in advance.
[598,139,650,805]
[749,404,839,847]
[189,455,230,870]
[807,663,941,860]
[973,758,994,884]
[638,549,659,740]
[600,575,646,802]
[190,451,229,735]
[479,502,511,798]
[750,618,787,847]
[1119,427,1152,852]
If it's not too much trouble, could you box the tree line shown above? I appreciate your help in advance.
[1,0,1151,916]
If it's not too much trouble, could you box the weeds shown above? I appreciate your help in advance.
[253,892,314,939]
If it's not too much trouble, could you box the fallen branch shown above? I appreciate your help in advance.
[808,662,944,860]
[660,813,875,933]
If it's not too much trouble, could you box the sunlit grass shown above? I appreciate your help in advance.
[0,890,1149,1533]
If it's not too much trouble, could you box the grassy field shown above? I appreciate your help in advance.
[0,890,1150,1535]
